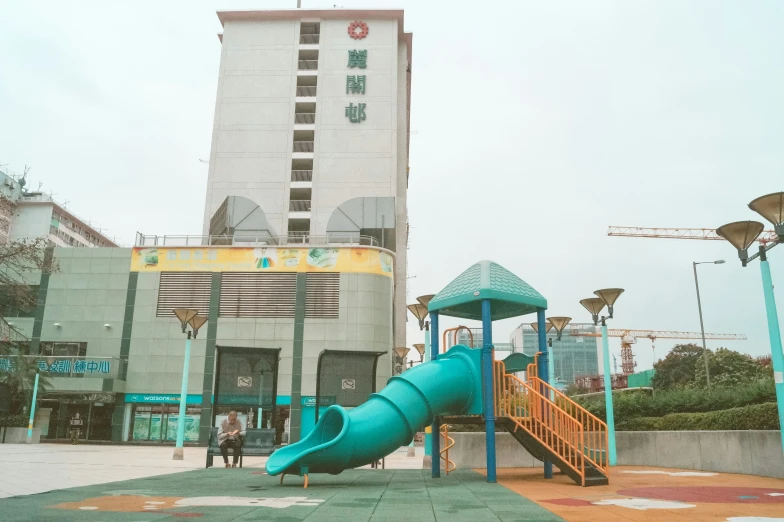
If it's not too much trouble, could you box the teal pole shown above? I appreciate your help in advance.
[173,332,192,459]
[481,299,497,483]
[537,309,553,479]
[424,324,432,457]
[548,341,555,397]
[26,370,40,442]
[759,254,784,456]
[601,322,617,465]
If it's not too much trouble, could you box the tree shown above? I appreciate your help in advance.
[651,343,709,390]
[0,234,58,414]
[694,348,771,388]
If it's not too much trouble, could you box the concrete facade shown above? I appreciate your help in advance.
[6,245,394,446]
[451,430,784,479]
[201,10,411,349]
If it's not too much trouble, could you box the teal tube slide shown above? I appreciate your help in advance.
[266,345,483,476]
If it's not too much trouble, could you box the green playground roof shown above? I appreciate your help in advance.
[427,260,547,321]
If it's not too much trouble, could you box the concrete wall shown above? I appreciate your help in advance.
[9,204,51,241]
[616,431,784,479]
[451,431,784,479]
[450,433,543,469]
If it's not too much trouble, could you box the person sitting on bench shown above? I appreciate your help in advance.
[218,411,245,468]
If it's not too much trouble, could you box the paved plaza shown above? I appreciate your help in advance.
[1,445,783,521]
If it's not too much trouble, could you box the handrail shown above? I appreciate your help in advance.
[440,424,455,474]
[525,354,609,474]
[493,358,609,485]
[441,326,474,352]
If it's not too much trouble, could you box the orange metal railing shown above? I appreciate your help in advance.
[440,424,456,474]
[493,357,608,486]
[441,326,474,353]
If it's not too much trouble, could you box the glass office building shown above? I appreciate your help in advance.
[508,323,599,389]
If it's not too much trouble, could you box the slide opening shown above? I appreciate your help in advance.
[315,407,345,443]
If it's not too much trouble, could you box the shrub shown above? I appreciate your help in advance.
[0,414,29,428]
[617,403,779,431]
[577,378,775,423]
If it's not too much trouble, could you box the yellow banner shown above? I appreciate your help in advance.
[131,247,394,277]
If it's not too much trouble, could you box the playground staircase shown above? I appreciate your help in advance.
[493,358,609,487]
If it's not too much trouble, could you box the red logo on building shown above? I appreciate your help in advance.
[348,21,369,39]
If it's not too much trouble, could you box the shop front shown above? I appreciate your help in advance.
[124,393,201,443]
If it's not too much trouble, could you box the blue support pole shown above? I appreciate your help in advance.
[481,299,497,483]
[759,257,784,456]
[601,321,617,465]
[537,309,553,479]
[26,371,40,443]
[430,312,440,478]
[173,332,192,459]
[424,323,432,457]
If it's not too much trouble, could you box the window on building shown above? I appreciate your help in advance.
[0,285,39,317]
[219,273,297,318]
[40,342,87,358]
[156,272,212,317]
[305,273,339,319]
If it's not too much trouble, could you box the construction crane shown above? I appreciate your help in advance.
[608,226,779,244]
[567,328,747,374]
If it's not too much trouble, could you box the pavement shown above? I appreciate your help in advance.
[1,444,783,521]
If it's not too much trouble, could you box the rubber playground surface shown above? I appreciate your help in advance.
[0,465,782,521]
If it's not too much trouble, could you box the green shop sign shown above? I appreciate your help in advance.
[301,396,336,407]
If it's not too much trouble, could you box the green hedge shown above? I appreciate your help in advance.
[617,402,780,431]
[0,414,29,428]
[577,379,775,422]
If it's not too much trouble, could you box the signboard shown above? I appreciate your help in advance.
[301,396,336,407]
[125,394,202,405]
[131,247,393,278]
[237,376,252,387]
[341,379,356,390]
[0,357,117,378]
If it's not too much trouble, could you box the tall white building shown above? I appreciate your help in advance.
[201,9,412,347]
[0,167,116,248]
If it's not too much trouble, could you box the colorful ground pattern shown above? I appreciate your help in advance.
[491,466,784,521]
[0,468,562,521]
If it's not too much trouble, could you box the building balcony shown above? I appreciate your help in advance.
[296,86,316,97]
[291,170,313,184]
[292,141,314,153]
[134,232,380,247]
[289,200,312,212]
[294,113,316,124]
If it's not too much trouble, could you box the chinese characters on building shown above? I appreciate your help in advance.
[0,357,111,376]
[346,47,368,123]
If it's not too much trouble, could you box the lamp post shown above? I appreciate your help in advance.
[409,294,435,458]
[544,317,572,392]
[413,343,425,364]
[716,191,784,457]
[580,288,624,466]
[693,260,725,389]
[172,309,208,460]
[393,347,410,375]
[26,368,40,443]
[530,321,554,390]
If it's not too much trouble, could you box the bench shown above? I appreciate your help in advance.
[205,427,276,468]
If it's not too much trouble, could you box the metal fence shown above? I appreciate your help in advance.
[135,232,379,247]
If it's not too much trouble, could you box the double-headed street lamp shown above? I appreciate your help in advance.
[716,191,784,456]
[408,294,435,363]
[407,294,434,458]
[693,259,725,389]
[172,309,208,461]
[580,288,624,466]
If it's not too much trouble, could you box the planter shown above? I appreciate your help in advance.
[1,427,41,444]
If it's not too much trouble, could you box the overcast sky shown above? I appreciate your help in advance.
[1,0,782,372]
